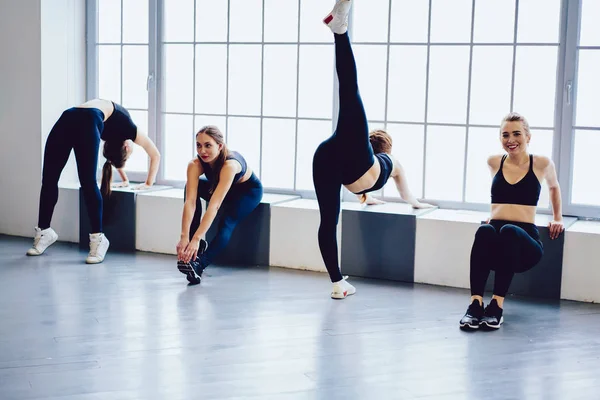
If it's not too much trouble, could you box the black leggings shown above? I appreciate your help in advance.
[188,173,263,269]
[312,32,375,283]
[470,220,544,297]
[38,108,104,233]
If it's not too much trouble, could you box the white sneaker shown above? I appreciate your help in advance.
[323,0,352,35]
[26,227,58,256]
[86,233,110,264]
[331,276,356,299]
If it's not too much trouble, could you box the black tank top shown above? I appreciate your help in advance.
[101,102,138,143]
[491,154,541,206]
[198,151,247,184]
[356,153,394,195]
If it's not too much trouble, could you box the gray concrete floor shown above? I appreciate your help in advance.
[1,234,599,400]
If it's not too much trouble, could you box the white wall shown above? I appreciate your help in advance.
[0,0,85,239]
[42,0,87,187]
[0,0,42,237]
[40,0,86,242]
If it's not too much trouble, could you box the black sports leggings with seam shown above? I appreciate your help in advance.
[470,219,544,297]
[312,32,375,283]
[38,108,104,233]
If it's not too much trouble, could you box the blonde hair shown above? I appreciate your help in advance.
[502,112,530,136]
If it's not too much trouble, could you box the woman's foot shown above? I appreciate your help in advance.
[177,260,203,285]
[323,0,351,35]
[480,299,504,329]
[86,233,110,264]
[459,299,485,330]
[177,239,208,285]
[26,227,58,256]
[331,276,356,299]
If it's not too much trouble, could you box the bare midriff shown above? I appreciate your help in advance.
[344,160,381,194]
[75,99,114,122]
[490,203,536,224]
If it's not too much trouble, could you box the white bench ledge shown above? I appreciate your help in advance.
[342,201,437,216]
[260,194,301,205]
[566,220,600,235]
[273,198,320,210]
[418,209,490,223]
[137,188,184,199]
[418,208,578,229]
[136,189,299,204]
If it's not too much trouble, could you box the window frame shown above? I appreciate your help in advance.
[86,0,600,219]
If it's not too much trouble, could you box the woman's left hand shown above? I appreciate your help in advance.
[548,219,564,240]
[131,183,153,191]
[413,202,435,209]
[183,238,200,263]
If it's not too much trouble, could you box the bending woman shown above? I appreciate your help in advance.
[315,0,433,299]
[459,112,564,330]
[177,126,263,285]
[27,99,160,263]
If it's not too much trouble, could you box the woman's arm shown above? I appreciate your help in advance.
[181,161,238,262]
[391,158,433,209]
[112,168,130,188]
[177,161,202,260]
[133,130,161,189]
[190,162,237,241]
[540,156,564,240]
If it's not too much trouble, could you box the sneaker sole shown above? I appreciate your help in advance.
[459,322,480,330]
[177,261,201,285]
[480,317,504,330]
[85,259,105,264]
[331,290,355,300]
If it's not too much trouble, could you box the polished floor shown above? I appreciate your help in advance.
[1,234,599,400]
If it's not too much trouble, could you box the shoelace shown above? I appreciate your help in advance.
[89,239,100,256]
[467,302,483,316]
[484,303,500,317]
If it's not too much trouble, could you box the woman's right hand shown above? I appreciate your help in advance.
[111,181,129,188]
[176,236,189,260]
[365,196,386,205]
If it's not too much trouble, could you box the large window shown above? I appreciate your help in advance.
[349,0,560,209]
[567,0,600,212]
[93,0,150,173]
[88,0,600,218]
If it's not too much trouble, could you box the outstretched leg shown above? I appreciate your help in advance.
[324,1,373,184]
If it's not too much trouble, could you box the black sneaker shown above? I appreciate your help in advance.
[480,299,504,329]
[459,299,485,330]
[177,239,208,285]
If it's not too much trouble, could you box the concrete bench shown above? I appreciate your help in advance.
[135,188,185,255]
[414,209,577,299]
[79,184,171,251]
[414,209,490,290]
[561,220,600,303]
[340,202,437,282]
[269,199,332,273]
[207,193,300,266]
[489,214,577,299]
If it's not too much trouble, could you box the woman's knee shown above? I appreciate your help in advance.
[499,224,524,244]
[474,224,496,243]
